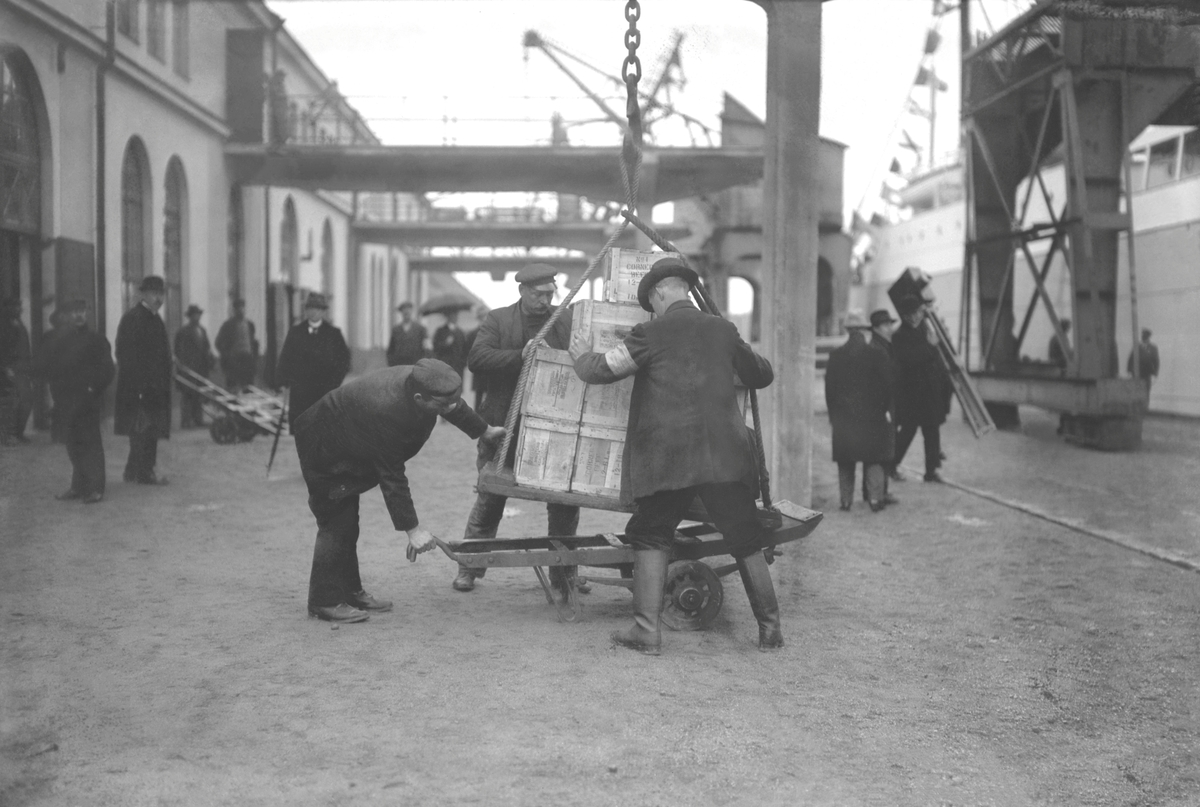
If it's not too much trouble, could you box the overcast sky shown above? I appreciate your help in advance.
[264,0,1029,309]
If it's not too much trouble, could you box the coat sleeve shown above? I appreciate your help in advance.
[277,328,296,386]
[386,327,400,367]
[377,458,420,532]
[331,327,351,379]
[214,320,231,355]
[729,325,774,390]
[467,312,521,373]
[824,353,839,416]
[92,336,116,394]
[575,320,644,384]
[442,400,488,439]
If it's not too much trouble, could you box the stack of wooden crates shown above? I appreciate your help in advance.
[513,249,680,501]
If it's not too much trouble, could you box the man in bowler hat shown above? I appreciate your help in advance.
[571,256,782,655]
[277,293,351,428]
[115,276,173,485]
[174,304,214,428]
[295,358,506,623]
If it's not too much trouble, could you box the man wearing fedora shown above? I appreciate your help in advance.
[452,263,582,595]
[386,301,427,367]
[825,311,895,512]
[115,276,173,485]
[174,303,214,428]
[277,292,351,429]
[571,256,782,655]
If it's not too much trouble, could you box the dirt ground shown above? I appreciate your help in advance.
[2,404,1199,807]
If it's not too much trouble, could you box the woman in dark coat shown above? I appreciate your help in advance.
[115,276,172,485]
[825,312,895,511]
[277,293,351,428]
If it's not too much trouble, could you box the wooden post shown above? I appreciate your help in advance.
[755,0,822,507]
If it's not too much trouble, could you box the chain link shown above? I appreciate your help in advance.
[621,0,643,149]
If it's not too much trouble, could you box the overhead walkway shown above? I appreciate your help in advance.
[353,220,691,254]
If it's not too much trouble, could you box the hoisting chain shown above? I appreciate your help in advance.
[620,0,643,214]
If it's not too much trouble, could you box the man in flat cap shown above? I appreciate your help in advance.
[29,299,114,503]
[294,358,506,623]
[386,301,427,367]
[452,262,582,594]
[215,298,259,392]
[277,293,351,429]
[174,303,214,428]
[825,311,895,512]
[115,276,173,485]
[570,256,782,655]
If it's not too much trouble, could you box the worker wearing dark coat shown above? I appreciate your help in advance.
[452,263,580,594]
[214,299,259,391]
[825,311,895,512]
[277,293,351,429]
[867,308,901,505]
[1,297,33,444]
[432,310,468,376]
[294,359,505,623]
[30,299,114,503]
[115,276,172,485]
[386,302,426,366]
[174,304,214,428]
[572,257,782,655]
[891,299,951,483]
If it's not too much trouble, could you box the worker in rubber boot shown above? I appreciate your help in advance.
[570,256,782,654]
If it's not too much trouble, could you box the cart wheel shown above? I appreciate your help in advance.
[209,415,239,445]
[661,560,723,632]
[235,418,258,442]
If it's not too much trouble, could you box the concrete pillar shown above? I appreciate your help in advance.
[755,0,822,507]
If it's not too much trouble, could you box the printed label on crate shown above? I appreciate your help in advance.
[571,425,625,497]
[572,299,651,353]
[604,248,682,304]
[514,417,579,491]
[520,345,586,421]
[581,376,634,428]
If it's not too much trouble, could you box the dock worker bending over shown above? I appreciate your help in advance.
[294,358,505,623]
[570,256,782,655]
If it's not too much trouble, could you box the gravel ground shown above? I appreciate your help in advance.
[2,404,1198,806]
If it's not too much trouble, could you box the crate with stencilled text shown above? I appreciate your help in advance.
[571,425,625,499]
[514,416,579,491]
[519,345,586,421]
[604,248,683,304]
[572,298,651,352]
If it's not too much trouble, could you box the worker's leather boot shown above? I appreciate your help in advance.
[737,551,784,651]
[611,548,669,656]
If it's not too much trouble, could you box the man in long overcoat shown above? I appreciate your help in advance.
[294,359,505,623]
[174,304,214,428]
[452,263,579,594]
[115,276,172,485]
[214,299,259,391]
[868,308,901,504]
[826,311,895,512]
[277,293,351,429]
[571,257,781,655]
[431,310,467,376]
[386,302,426,366]
[892,298,951,483]
[31,299,115,503]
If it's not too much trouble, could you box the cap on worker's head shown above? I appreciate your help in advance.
[410,358,463,398]
[843,310,870,330]
[62,298,88,313]
[870,309,897,328]
[397,301,414,312]
[139,275,165,293]
[514,263,558,286]
[185,304,203,316]
[304,293,328,310]
[1142,327,1152,338]
[636,255,698,312]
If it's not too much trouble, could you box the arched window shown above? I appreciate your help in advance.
[121,138,151,311]
[163,156,187,335]
[280,196,298,286]
[320,218,333,295]
[227,185,243,302]
[0,48,45,312]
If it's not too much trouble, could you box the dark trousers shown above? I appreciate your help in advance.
[459,491,579,578]
[66,408,106,495]
[626,482,764,559]
[841,462,883,507]
[125,427,159,482]
[222,352,256,390]
[180,386,205,428]
[894,420,941,476]
[306,491,364,608]
[11,374,31,437]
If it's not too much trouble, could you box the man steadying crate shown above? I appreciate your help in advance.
[451,263,585,595]
[294,358,505,623]
[569,256,783,655]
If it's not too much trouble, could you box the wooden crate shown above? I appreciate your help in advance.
[581,377,634,428]
[572,298,651,352]
[604,248,682,304]
[520,345,586,421]
[514,417,579,492]
[571,424,625,498]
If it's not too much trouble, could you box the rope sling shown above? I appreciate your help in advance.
[492,1,772,509]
